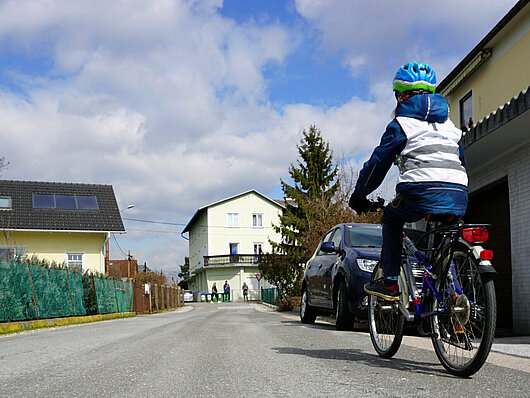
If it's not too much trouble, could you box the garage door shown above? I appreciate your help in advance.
[465,179,512,330]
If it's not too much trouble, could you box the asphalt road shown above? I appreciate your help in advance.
[1,302,528,397]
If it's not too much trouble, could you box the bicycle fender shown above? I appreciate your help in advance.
[470,245,497,274]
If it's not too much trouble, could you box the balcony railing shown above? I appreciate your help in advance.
[204,254,263,267]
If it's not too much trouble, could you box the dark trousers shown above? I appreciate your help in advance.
[382,195,425,278]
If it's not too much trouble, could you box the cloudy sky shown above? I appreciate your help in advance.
[0,0,517,273]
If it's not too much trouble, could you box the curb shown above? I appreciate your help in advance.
[0,312,136,334]
[260,301,279,311]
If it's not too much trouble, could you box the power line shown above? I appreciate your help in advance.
[122,217,276,230]
[112,233,128,257]
[122,217,184,226]
[126,228,178,234]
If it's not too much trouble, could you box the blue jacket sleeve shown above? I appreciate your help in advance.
[353,120,407,197]
[458,143,467,169]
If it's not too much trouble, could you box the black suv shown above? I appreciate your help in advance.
[300,223,382,330]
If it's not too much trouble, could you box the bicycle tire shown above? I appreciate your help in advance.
[368,263,405,358]
[429,242,497,377]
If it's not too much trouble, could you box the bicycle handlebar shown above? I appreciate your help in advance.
[367,197,385,212]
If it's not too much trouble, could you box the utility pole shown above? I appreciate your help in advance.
[127,250,131,279]
[105,233,110,274]
[144,262,147,273]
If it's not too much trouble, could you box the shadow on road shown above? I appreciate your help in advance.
[271,346,453,378]
[280,320,337,330]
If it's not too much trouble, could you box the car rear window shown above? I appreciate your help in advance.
[345,225,383,248]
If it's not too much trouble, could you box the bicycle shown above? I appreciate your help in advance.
[365,199,497,377]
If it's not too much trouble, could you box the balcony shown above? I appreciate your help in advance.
[204,254,263,267]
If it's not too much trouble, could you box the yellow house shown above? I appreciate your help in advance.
[437,0,530,334]
[183,190,284,301]
[0,180,125,273]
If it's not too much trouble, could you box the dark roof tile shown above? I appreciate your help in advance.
[0,180,125,232]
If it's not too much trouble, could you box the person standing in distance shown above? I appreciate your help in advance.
[242,282,249,302]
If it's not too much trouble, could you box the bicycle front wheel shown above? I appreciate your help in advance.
[429,243,496,377]
[367,263,405,358]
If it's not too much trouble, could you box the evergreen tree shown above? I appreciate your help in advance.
[260,125,338,301]
[178,256,189,279]
[272,124,338,263]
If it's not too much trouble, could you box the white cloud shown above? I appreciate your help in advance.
[294,0,518,80]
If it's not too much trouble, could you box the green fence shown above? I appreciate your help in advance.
[0,260,133,322]
[92,278,133,314]
[261,287,280,306]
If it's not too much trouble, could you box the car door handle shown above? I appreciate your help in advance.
[318,264,322,269]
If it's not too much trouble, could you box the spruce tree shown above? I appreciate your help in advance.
[259,125,338,301]
[272,124,338,262]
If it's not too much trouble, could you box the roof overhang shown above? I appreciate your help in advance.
[463,87,529,172]
[182,189,284,234]
[1,228,125,234]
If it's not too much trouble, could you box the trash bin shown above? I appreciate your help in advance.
[206,293,211,302]
[200,293,206,302]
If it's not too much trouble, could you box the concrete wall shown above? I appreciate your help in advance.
[467,141,530,333]
[2,231,106,273]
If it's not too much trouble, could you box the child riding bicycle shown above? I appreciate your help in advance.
[349,62,468,301]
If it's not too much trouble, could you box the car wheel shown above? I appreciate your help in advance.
[335,280,354,331]
[300,286,317,324]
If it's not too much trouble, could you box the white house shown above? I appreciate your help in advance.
[182,190,284,301]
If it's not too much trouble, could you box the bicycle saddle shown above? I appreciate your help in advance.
[425,214,461,225]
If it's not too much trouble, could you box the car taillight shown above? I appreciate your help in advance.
[462,227,489,242]
[480,250,493,260]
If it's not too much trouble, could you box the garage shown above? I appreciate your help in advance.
[465,178,512,330]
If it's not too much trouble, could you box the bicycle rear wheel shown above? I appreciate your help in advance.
[429,243,496,377]
[367,263,405,358]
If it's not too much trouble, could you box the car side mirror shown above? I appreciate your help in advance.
[320,241,337,253]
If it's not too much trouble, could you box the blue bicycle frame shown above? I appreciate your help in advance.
[398,228,466,323]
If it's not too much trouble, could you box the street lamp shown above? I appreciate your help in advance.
[120,204,135,212]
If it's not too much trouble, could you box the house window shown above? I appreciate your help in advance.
[227,213,239,227]
[253,243,263,255]
[0,246,26,261]
[33,194,99,210]
[459,91,473,131]
[252,213,263,227]
[0,196,11,209]
[66,253,84,271]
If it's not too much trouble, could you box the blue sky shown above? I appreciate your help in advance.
[0,0,518,273]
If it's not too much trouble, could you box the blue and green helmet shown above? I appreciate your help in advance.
[393,62,436,93]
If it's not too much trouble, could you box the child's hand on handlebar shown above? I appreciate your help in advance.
[349,194,385,214]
